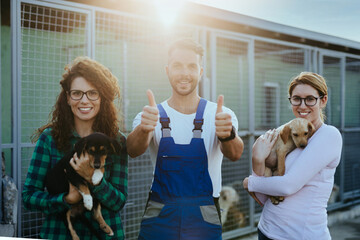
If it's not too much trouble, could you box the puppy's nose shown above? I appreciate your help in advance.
[300,144,306,149]
[94,161,101,169]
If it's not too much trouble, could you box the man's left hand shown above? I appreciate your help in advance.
[215,95,233,139]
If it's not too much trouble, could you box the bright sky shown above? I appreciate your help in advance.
[189,0,360,43]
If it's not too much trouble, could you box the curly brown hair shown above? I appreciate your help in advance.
[34,56,122,152]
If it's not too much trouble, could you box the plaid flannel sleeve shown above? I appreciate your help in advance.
[91,133,128,211]
[22,132,71,214]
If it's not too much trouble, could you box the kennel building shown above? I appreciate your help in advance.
[1,0,360,238]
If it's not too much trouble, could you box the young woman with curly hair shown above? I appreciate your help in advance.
[22,56,128,239]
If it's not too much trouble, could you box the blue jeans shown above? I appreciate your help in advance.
[258,228,273,240]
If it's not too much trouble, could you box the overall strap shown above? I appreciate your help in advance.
[193,98,207,138]
[157,103,171,138]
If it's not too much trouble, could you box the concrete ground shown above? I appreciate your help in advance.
[236,205,360,240]
[329,216,360,240]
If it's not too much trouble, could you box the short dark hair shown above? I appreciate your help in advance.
[168,38,204,62]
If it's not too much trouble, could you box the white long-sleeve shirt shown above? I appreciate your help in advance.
[248,124,342,240]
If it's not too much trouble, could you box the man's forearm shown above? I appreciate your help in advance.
[126,126,153,158]
[220,136,244,161]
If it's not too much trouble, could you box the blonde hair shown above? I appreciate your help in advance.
[288,72,328,121]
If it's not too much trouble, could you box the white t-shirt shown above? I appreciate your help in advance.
[248,124,342,240]
[132,100,239,197]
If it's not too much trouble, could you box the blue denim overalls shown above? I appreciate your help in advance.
[138,99,222,240]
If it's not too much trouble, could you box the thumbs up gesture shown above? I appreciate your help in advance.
[140,89,159,133]
[215,95,233,139]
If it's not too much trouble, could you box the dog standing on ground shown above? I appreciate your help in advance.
[45,132,121,240]
[264,118,314,204]
[219,185,246,231]
[328,183,340,204]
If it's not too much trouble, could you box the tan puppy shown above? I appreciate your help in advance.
[265,118,314,204]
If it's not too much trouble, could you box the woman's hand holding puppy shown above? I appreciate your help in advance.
[242,129,278,206]
[252,129,278,176]
[70,152,95,184]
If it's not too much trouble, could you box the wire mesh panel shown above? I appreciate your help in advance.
[343,57,360,199]
[221,137,250,233]
[20,147,42,237]
[20,2,89,238]
[94,10,200,239]
[322,55,342,128]
[21,3,88,141]
[1,24,12,145]
[214,36,251,234]
[94,11,199,132]
[254,41,307,131]
[125,153,153,238]
[215,37,249,132]
[343,132,360,194]
[345,57,360,128]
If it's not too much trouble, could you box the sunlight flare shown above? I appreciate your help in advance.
[154,0,185,27]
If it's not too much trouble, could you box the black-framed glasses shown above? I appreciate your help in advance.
[288,96,323,106]
[68,90,100,101]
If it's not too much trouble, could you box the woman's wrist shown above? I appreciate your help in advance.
[252,155,264,165]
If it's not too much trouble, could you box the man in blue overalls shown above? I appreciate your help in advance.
[127,38,244,240]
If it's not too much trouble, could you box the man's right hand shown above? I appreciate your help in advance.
[126,90,159,158]
[139,89,159,133]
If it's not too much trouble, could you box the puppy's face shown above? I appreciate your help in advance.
[75,133,120,169]
[86,144,110,169]
[288,118,314,148]
[219,186,239,209]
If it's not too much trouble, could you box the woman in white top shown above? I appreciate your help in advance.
[243,72,343,240]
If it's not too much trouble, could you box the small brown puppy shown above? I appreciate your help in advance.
[265,118,314,204]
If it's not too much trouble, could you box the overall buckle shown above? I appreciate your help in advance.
[160,117,171,130]
[193,119,204,132]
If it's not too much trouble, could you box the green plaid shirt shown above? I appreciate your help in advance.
[22,128,128,239]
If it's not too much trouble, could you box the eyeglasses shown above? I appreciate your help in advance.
[288,96,323,106]
[68,90,100,101]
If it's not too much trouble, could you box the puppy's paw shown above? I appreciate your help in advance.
[270,196,280,205]
[100,224,114,236]
[92,169,103,185]
[71,234,80,240]
[82,194,93,210]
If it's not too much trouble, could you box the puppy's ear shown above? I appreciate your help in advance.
[74,137,88,157]
[280,125,291,144]
[307,122,315,139]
